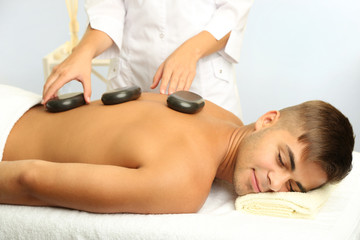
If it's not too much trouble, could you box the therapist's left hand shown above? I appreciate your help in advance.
[151,31,230,94]
[151,40,200,94]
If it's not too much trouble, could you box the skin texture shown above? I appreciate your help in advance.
[1,93,327,214]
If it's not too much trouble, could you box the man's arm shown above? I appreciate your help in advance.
[0,160,202,213]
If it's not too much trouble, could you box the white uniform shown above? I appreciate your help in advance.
[85,0,253,117]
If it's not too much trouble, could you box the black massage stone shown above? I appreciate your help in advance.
[167,91,205,114]
[46,92,86,113]
[101,86,142,105]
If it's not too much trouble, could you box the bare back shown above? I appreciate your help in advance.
[4,93,242,165]
[2,93,243,213]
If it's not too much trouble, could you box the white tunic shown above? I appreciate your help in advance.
[85,0,253,117]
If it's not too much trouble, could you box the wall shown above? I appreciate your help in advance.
[1,0,359,151]
[237,0,360,151]
[0,0,106,98]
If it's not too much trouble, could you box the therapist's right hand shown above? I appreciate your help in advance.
[42,26,115,105]
[42,50,93,105]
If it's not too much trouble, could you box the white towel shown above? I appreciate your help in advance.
[235,184,336,219]
[0,84,42,161]
[1,159,360,239]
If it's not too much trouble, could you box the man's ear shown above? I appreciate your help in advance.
[254,110,280,131]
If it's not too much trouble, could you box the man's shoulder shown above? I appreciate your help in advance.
[203,100,243,126]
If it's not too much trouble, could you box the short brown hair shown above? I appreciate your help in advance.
[279,100,355,183]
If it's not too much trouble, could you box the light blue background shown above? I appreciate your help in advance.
[1,0,359,151]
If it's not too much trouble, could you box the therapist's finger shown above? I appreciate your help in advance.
[184,71,196,91]
[81,74,92,103]
[43,67,59,94]
[159,68,172,94]
[176,68,195,92]
[151,63,164,89]
[42,64,66,103]
[42,73,71,104]
[168,72,182,94]
[42,78,60,104]
[175,77,186,92]
[175,74,188,92]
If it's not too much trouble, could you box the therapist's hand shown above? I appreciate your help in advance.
[151,41,199,94]
[151,31,231,94]
[42,26,114,104]
[42,50,93,104]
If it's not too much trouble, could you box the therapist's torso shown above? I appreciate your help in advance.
[91,0,243,117]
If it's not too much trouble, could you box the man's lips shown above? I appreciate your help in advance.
[251,169,261,193]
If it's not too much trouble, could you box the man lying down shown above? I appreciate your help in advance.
[0,84,355,214]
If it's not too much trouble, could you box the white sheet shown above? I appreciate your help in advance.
[1,152,359,240]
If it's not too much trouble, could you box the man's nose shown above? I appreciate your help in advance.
[268,171,290,192]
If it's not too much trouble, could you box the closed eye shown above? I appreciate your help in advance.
[288,182,295,192]
[278,153,285,167]
[279,153,295,192]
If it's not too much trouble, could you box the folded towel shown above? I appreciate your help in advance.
[235,184,336,219]
[0,84,42,161]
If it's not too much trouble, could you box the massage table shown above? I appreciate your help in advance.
[1,152,359,240]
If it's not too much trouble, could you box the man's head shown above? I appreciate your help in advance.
[233,100,355,196]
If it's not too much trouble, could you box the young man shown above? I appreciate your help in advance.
[0,85,354,214]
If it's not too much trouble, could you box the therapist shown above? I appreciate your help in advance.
[42,0,254,117]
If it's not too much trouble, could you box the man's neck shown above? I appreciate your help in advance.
[215,124,255,183]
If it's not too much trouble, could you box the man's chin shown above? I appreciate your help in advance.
[237,192,253,197]
[234,188,252,196]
